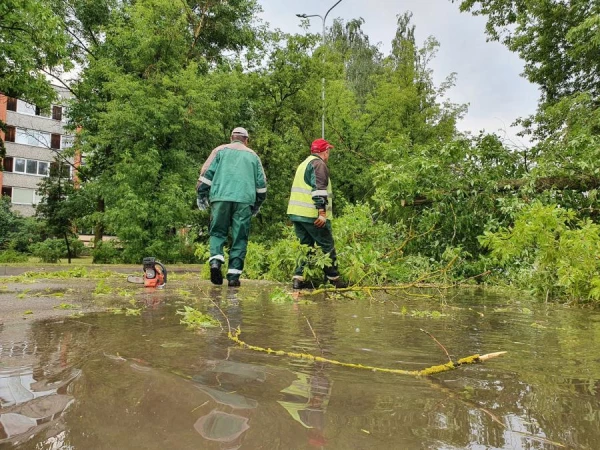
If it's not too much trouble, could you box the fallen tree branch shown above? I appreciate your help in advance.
[302,255,459,296]
[420,328,452,363]
[227,327,505,377]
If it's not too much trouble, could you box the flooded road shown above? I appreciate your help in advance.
[1,283,600,449]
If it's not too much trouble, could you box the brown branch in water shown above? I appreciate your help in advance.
[303,314,324,357]
[420,328,452,363]
[208,297,230,333]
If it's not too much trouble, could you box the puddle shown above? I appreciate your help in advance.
[1,284,600,449]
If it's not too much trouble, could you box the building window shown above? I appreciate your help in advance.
[16,100,36,116]
[52,106,63,121]
[14,158,25,173]
[35,106,51,118]
[12,158,52,177]
[38,161,49,176]
[26,159,37,174]
[51,134,61,150]
[5,126,15,142]
[14,128,51,148]
[11,98,62,120]
[2,157,13,172]
[61,135,74,149]
[12,188,35,205]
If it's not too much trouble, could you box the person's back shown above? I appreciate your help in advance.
[197,127,267,287]
[204,141,264,205]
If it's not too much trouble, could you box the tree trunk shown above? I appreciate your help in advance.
[94,197,105,248]
[64,232,72,264]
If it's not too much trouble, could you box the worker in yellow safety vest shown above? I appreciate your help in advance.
[287,138,348,290]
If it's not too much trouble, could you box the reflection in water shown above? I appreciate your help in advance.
[0,353,79,445]
[191,288,260,448]
[194,410,249,444]
[1,285,600,449]
[278,367,332,448]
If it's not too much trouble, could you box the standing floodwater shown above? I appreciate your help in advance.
[1,285,600,449]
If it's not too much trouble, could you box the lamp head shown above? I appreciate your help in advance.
[296,13,308,18]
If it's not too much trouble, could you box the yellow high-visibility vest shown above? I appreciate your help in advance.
[287,155,333,219]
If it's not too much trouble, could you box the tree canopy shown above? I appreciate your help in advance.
[2,0,600,302]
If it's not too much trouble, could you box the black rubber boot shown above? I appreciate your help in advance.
[228,279,241,287]
[292,279,314,290]
[325,277,348,289]
[210,260,223,285]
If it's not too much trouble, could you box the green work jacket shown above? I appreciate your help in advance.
[198,141,267,206]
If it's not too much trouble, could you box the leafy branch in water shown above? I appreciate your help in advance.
[226,326,505,377]
[177,306,219,330]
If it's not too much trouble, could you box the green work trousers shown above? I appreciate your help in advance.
[292,220,339,279]
[209,201,253,281]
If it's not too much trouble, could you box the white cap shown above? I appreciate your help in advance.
[231,127,249,138]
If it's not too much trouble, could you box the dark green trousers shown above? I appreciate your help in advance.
[209,201,252,281]
[292,220,339,279]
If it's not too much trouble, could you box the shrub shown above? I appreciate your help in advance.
[30,239,64,263]
[0,250,29,263]
[92,241,121,264]
[68,238,86,258]
[479,201,600,303]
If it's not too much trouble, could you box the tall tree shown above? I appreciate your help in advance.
[36,161,91,263]
[0,0,71,105]
[68,0,262,262]
[454,0,600,136]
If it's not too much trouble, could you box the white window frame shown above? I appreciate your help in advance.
[12,158,51,177]
[61,135,74,149]
[16,99,54,119]
[16,100,36,116]
[11,188,35,205]
[15,128,51,148]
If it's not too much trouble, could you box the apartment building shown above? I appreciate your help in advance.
[0,85,75,216]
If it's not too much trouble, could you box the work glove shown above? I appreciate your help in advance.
[251,204,261,217]
[197,196,209,211]
[314,209,327,228]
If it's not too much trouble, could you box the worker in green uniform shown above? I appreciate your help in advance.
[287,138,347,289]
[197,127,267,287]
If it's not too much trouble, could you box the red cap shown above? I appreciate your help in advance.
[310,138,333,153]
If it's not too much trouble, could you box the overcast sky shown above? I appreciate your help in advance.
[257,0,540,147]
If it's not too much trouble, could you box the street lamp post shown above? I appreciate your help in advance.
[296,0,343,139]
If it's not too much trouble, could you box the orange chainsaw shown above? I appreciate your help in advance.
[127,257,167,288]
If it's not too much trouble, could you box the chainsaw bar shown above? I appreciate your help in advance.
[126,275,145,284]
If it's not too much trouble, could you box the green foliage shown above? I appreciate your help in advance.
[94,280,112,295]
[54,303,79,310]
[0,0,71,109]
[269,287,294,303]
[6,217,47,253]
[36,161,92,263]
[177,306,219,329]
[243,241,269,280]
[0,197,19,248]
[92,241,121,264]
[30,239,64,263]
[27,237,86,263]
[480,202,600,303]
[0,250,29,263]
[456,0,598,106]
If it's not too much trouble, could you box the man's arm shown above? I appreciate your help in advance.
[306,159,329,211]
[252,157,267,215]
[197,153,220,200]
